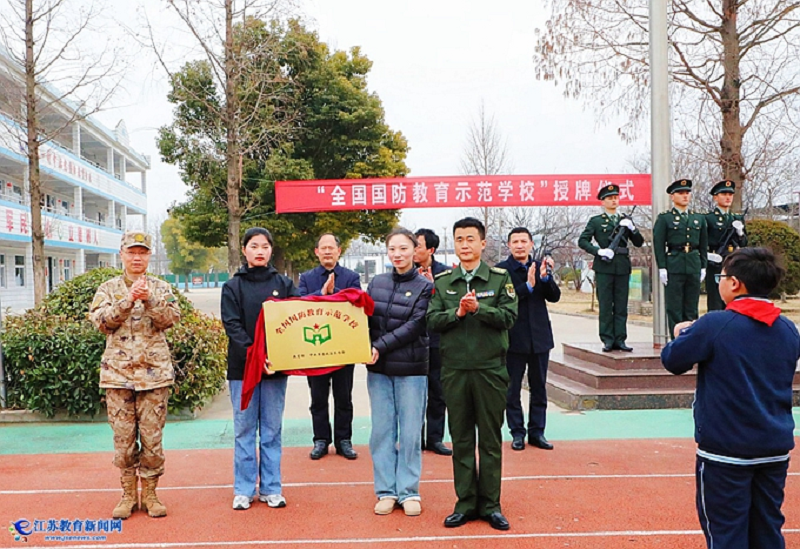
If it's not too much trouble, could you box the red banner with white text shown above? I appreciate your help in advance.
[275,174,651,213]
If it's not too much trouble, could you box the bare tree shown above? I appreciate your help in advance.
[142,0,296,274]
[0,0,127,304]
[460,101,513,264]
[533,0,800,211]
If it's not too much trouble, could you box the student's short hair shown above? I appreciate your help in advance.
[507,227,532,242]
[414,228,440,252]
[386,227,417,247]
[721,247,784,296]
[453,217,485,239]
[242,227,273,247]
[316,233,341,248]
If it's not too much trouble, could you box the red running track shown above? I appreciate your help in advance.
[2,439,799,548]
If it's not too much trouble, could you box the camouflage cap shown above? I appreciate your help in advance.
[121,231,152,250]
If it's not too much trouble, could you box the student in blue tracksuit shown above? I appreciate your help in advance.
[661,247,800,549]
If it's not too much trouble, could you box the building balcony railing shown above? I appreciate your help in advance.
[0,114,147,213]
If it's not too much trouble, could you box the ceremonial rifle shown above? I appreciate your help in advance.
[715,207,749,257]
[601,206,637,262]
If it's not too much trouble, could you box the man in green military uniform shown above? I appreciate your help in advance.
[705,180,747,311]
[653,179,708,338]
[578,184,645,352]
[427,217,518,532]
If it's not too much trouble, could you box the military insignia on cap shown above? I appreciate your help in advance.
[726,181,732,186]
[505,283,515,299]
[681,180,687,186]
[607,185,613,190]
[135,234,144,242]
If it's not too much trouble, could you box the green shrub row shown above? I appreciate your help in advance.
[1,268,227,418]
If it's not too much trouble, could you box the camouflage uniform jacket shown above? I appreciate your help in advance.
[90,274,180,390]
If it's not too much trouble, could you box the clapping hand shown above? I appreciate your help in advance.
[128,277,150,302]
[457,290,478,317]
[321,272,335,295]
[418,266,434,282]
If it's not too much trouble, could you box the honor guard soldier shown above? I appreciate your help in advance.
[579,184,645,352]
[704,180,747,311]
[653,179,708,338]
[427,217,518,532]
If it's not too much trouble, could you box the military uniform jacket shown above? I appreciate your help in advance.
[653,208,708,274]
[426,261,518,370]
[705,208,747,255]
[578,213,645,275]
[90,275,181,391]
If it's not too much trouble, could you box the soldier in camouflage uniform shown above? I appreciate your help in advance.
[705,180,747,311]
[653,179,708,338]
[90,231,180,519]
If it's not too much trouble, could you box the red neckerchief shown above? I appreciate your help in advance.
[725,296,781,327]
[241,288,374,410]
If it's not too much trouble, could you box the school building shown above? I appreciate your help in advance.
[0,49,148,311]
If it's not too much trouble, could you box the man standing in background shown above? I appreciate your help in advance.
[413,228,452,456]
[496,227,560,451]
[299,233,362,460]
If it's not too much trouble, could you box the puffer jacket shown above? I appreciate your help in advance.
[221,265,299,380]
[367,269,433,376]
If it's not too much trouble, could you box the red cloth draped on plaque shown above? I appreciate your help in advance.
[241,288,375,410]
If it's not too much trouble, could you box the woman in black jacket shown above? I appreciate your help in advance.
[366,228,433,517]
[221,227,299,512]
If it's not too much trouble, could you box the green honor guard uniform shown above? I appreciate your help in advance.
[578,184,645,352]
[653,179,708,338]
[426,218,518,532]
[704,180,747,311]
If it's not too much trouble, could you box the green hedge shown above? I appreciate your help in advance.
[746,220,800,297]
[1,268,227,417]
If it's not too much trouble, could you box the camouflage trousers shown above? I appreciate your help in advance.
[105,387,169,478]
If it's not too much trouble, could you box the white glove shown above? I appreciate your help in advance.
[659,269,668,286]
[732,219,744,237]
[700,268,707,283]
[707,252,723,264]
[620,218,635,230]
[598,248,615,260]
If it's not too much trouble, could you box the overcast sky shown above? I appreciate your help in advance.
[96,0,645,233]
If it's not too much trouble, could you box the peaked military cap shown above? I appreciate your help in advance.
[710,179,736,195]
[597,184,620,200]
[666,179,692,194]
[121,231,152,250]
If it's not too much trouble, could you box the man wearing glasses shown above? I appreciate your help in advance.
[90,231,181,519]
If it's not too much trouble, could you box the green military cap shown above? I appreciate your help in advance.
[710,179,736,195]
[597,184,620,200]
[120,230,152,250]
[666,179,692,194]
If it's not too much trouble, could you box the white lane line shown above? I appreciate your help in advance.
[3,472,798,495]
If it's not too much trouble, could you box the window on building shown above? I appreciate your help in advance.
[63,259,71,282]
[0,254,5,288]
[14,255,25,286]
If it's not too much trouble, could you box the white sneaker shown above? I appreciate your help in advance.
[232,495,253,510]
[259,494,287,508]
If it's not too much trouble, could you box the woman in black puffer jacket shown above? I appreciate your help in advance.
[366,227,433,518]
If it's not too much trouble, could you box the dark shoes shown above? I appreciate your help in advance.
[602,343,614,352]
[309,441,329,460]
[427,441,453,456]
[615,343,634,352]
[483,512,510,531]
[336,440,358,460]
[444,512,477,528]
[603,342,633,352]
[511,437,525,451]
[528,435,554,450]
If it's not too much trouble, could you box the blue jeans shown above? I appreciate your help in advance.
[367,371,427,503]
[229,378,287,497]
